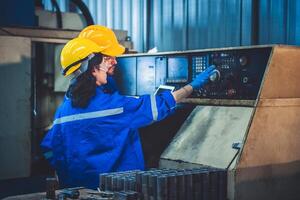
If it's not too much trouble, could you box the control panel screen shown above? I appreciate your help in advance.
[167,57,188,84]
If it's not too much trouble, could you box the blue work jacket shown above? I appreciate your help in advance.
[103,76,118,93]
[41,86,176,189]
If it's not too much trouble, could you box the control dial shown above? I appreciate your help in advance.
[209,69,221,82]
[239,56,248,66]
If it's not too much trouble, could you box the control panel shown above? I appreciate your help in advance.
[190,48,271,99]
[116,47,272,100]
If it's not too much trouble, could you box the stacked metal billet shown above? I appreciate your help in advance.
[98,167,227,200]
[99,170,140,200]
[99,170,140,192]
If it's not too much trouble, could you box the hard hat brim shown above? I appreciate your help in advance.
[64,63,81,76]
[102,43,125,57]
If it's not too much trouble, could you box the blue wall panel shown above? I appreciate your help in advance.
[259,0,300,45]
[45,0,300,52]
[186,0,242,49]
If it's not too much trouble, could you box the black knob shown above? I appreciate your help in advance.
[239,56,248,66]
[242,76,249,84]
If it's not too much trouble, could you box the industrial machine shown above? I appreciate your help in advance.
[0,30,299,199]
[115,45,300,200]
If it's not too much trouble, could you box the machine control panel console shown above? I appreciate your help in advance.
[190,48,271,99]
[116,47,272,100]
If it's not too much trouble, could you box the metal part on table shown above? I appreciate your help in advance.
[114,191,139,200]
[46,177,59,199]
[98,168,227,200]
[57,188,80,199]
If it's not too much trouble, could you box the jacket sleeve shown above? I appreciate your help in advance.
[40,128,55,166]
[123,91,176,129]
[40,108,63,167]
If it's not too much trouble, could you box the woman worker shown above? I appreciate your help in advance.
[41,27,215,189]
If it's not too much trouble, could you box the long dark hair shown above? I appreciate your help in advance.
[66,53,103,108]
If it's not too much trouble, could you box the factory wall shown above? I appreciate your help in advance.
[44,0,300,52]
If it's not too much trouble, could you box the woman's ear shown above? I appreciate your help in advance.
[91,67,97,77]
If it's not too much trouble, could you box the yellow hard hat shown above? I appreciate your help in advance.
[61,37,103,76]
[78,25,125,56]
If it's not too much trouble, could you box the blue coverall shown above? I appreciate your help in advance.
[103,76,118,93]
[41,86,176,189]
